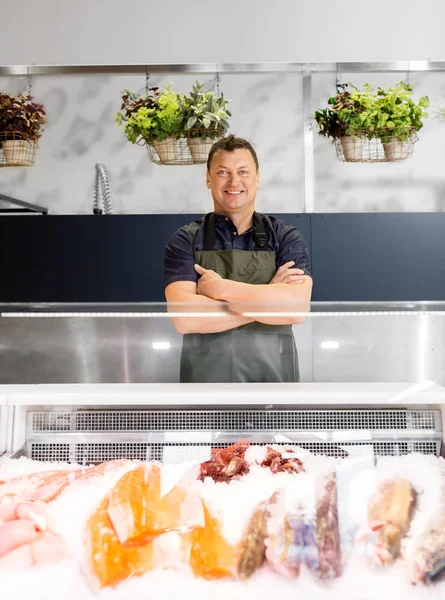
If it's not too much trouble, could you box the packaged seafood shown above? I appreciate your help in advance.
[0,451,444,600]
[365,478,417,565]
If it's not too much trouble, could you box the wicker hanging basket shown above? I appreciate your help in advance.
[0,132,38,167]
[145,130,224,166]
[334,127,418,163]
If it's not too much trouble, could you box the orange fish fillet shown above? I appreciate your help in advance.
[190,501,235,580]
[107,464,201,546]
[86,464,203,588]
[85,494,155,588]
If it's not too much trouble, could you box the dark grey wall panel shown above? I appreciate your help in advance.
[0,214,311,303]
[311,213,445,301]
[1,212,443,303]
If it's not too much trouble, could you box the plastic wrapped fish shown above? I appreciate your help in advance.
[265,486,318,578]
[85,464,203,588]
[406,514,445,585]
[190,494,274,581]
[236,497,270,580]
[315,472,342,580]
[365,478,417,565]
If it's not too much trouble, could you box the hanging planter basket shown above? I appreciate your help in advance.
[186,131,223,164]
[146,136,193,166]
[145,129,224,166]
[0,132,38,167]
[334,127,418,163]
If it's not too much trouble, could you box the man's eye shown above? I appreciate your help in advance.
[216,170,228,176]
[239,170,249,176]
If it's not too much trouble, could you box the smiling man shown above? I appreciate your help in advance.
[164,135,312,383]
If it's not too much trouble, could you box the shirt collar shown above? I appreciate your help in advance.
[214,211,259,231]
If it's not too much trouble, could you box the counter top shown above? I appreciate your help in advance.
[0,381,444,406]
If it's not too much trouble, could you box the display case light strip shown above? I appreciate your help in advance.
[2,310,445,318]
[242,311,445,317]
[0,312,227,318]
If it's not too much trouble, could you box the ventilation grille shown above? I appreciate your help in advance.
[25,408,442,463]
[27,440,441,463]
[30,409,438,433]
[28,443,71,463]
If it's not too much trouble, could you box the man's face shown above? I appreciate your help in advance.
[206,149,260,214]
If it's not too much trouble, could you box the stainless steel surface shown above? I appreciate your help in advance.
[311,313,444,385]
[3,300,445,314]
[302,71,315,213]
[0,193,48,215]
[18,407,442,463]
[0,303,444,385]
[1,62,444,76]
[93,162,112,215]
[0,315,183,384]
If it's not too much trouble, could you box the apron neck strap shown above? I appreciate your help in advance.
[203,212,268,251]
[252,216,268,251]
[203,212,216,251]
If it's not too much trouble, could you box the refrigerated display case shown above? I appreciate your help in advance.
[0,300,444,461]
[0,301,444,599]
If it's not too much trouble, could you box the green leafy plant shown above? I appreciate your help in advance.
[314,84,369,140]
[333,83,377,137]
[372,82,429,142]
[116,85,183,144]
[179,81,231,139]
[313,107,347,139]
[314,82,429,142]
[0,93,46,143]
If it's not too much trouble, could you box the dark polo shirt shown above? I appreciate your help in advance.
[164,211,311,288]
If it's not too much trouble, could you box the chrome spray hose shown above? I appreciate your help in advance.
[93,162,112,214]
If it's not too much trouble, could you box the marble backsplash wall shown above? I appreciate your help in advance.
[0,70,444,214]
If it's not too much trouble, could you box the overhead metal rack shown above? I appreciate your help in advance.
[0,61,444,75]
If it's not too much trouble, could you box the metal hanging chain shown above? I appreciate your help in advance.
[406,61,411,85]
[27,65,32,96]
[216,63,220,98]
[145,67,150,95]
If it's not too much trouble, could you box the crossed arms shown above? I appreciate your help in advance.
[165,261,313,334]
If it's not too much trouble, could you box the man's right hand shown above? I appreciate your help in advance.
[269,261,306,285]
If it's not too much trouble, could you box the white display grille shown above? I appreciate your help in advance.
[27,440,441,463]
[23,408,442,463]
[30,409,439,433]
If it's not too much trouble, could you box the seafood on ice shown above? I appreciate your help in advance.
[198,442,304,483]
[86,463,204,588]
[405,514,445,585]
[358,478,417,566]
[0,501,68,572]
[315,473,342,579]
[265,473,341,581]
[0,459,134,505]
[0,446,444,596]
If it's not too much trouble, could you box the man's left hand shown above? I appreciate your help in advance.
[194,264,223,299]
[269,261,307,285]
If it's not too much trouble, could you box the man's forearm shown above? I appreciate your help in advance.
[168,293,253,334]
[215,280,312,325]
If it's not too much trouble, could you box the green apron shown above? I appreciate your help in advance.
[180,213,300,383]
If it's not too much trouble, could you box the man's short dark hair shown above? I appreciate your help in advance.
[207,135,259,171]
